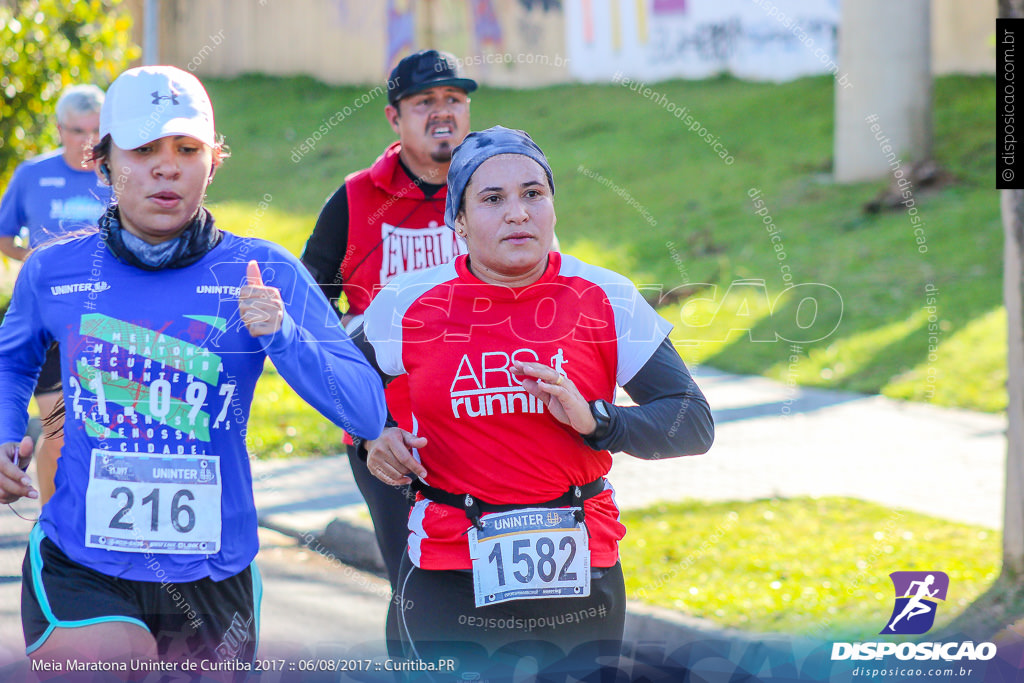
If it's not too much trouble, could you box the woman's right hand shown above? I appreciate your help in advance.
[366,427,428,486]
[0,436,36,504]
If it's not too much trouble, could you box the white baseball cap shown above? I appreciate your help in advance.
[100,65,216,150]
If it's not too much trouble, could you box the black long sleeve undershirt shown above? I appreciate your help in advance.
[586,337,714,459]
[349,325,714,460]
[300,185,350,305]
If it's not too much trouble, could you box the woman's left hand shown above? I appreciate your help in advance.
[239,261,285,337]
[512,361,597,436]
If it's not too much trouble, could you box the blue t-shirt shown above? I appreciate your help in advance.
[0,231,387,581]
[0,149,111,246]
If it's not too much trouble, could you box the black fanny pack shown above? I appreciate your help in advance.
[409,477,605,530]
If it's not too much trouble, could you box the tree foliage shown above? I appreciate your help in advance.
[0,0,139,187]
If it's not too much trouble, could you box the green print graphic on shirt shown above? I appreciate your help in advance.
[183,314,229,332]
[83,417,125,439]
[72,312,238,447]
[79,313,223,384]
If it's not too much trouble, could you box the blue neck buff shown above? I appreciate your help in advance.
[99,204,222,271]
[119,230,182,268]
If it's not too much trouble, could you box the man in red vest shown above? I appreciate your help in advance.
[301,50,476,591]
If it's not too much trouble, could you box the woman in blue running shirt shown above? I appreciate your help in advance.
[0,66,386,670]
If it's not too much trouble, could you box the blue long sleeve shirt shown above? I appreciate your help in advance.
[0,149,110,245]
[0,230,386,581]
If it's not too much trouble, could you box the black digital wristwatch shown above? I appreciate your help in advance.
[587,399,613,440]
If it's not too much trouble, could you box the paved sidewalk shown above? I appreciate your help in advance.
[611,366,1005,529]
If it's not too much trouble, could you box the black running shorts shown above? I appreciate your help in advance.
[22,526,261,664]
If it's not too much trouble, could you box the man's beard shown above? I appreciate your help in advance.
[430,142,453,164]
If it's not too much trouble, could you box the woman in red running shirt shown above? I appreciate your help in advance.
[358,126,714,679]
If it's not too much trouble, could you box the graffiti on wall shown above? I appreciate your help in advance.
[383,0,567,83]
[518,0,562,11]
[568,0,840,83]
[386,0,415,69]
[652,0,686,12]
[473,0,504,51]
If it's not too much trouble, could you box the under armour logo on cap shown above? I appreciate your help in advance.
[101,66,216,149]
[150,90,180,105]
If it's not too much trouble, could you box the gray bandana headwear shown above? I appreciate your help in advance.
[444,125,555,230]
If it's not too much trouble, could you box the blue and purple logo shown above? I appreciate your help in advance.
[880,571,949,635]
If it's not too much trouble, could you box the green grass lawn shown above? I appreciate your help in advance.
[620,497,1000,640]
[0,73,999,457]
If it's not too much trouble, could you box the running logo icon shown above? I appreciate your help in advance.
[880,571,949,635]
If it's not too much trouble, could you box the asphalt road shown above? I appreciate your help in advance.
[0,503,36,674]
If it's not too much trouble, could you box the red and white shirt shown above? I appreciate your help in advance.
[364,252,673,570]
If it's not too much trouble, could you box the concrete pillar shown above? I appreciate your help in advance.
[1003,189,1024,578]
[834,0,931,183]
[143,0,159,65]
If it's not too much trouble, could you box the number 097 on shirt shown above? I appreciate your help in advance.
[468,507,590,607]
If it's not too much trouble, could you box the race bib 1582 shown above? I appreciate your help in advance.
[468,507,590,607]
